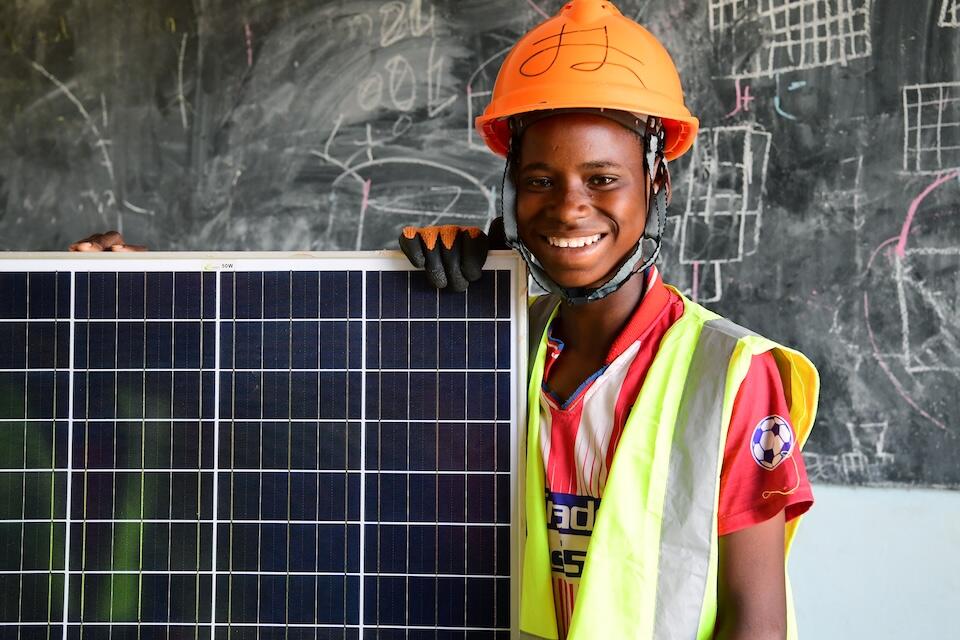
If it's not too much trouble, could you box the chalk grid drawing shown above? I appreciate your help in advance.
[940,0,960,27]
[678,124,771,303]
[902,82,960,174]
[709,0,873,78]
[805,421,894,484]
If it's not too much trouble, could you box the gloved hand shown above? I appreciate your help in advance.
[399,225,489,291]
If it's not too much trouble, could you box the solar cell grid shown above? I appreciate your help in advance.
[0,254,522,639]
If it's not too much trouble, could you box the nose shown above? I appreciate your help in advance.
[550,179,591,224]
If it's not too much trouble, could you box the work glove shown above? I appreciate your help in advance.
[399,225,489,291]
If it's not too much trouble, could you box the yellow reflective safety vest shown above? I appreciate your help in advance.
[520,290,819,640]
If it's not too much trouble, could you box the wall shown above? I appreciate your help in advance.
[2,0,960,487]
[790,484,960,638]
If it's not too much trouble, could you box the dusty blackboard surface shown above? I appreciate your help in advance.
[2,0,959,488]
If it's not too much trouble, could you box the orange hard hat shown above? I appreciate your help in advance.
[476,0,699,161]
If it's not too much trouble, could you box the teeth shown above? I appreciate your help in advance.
[547,234,602,248]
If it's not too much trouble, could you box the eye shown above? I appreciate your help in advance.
[525,176,553,190]
[589,175,618,187]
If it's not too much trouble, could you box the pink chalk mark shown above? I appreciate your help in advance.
[361,178,372,214]
[866,236,899,273]
[896,170,959,257]
[691,263,699,302]
[244,22,254,68]
[863,292,947,431]
[724,79,753,119]
[526,0,551,19]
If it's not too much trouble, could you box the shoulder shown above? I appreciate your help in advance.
[717,352,814,536]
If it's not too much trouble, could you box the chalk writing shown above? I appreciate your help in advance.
[427,40,456,117]
[354,1,451,117]
[379,0,435,47]
[724,79,754,118]
[385,55,416,112]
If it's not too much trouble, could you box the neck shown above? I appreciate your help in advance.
[554,270,647,357]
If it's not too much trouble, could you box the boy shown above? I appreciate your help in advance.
[398,2,819,639]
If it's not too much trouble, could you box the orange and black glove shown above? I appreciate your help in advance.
[399,225,489,291]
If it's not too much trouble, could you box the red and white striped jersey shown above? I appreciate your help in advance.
[538,268,813,638]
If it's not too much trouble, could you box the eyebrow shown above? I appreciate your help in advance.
[519,160,625,173]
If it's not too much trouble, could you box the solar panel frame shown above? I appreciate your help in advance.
[0,251,527,640]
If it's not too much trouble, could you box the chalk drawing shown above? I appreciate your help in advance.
[773,73,798,120]
[939,0,960,27]
[678,124,772,302]
[465,45,513,149]
[427,40,457,117]
[526,0,551,19]
[889,172,960,376]
[805,422,893,484]
[724,78,754,118]
[29,60,115,186]
[244,22,254,68]
[709,0,872,79]
[313,115,494,249]
[346,13,374,41]
[811,153,866,232]
[633,0,654,20]
[839,155,864,215]
[178,33,189,130]
[902,82,960,174]
[863,173,960,431]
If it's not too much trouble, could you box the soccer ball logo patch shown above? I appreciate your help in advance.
[750,415,794,470]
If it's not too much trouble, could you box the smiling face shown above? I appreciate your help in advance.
[514,113,650,290]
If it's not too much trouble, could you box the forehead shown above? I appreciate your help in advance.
[519,113,644,164]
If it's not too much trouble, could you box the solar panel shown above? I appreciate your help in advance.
[0,252,525,639]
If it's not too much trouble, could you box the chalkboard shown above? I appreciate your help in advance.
[1,0,959,488]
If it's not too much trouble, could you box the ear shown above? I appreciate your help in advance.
[650,158,672,207]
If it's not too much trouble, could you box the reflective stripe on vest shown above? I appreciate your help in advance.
[652,318,749,638]
[522,293,819,639]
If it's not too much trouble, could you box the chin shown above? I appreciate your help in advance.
[538,267,608,291]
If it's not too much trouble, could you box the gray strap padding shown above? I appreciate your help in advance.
[651,319,746,639]
[527,294,562,384]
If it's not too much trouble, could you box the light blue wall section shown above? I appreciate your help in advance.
[789,484,960,639]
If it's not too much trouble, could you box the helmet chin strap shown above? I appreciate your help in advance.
[500,135,669,306]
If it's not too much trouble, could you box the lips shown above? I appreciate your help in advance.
[544,233,603,248]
